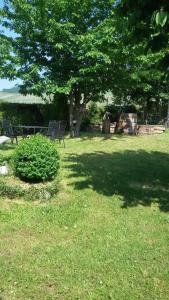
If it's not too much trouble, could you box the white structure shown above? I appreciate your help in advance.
[0,166,8,175]
[0,136,11,144]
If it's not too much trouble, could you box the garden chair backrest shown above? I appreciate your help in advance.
[48,120,57,128]
[47,120,66,140]
[47,120,58,139]
[1,119,14,136]
[55,121,67,139]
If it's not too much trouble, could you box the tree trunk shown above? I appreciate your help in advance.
[143,101,148,124]
[166,100,169,128]
[69,97,74,137]
[74,110,83,137]
[68,94,86,137]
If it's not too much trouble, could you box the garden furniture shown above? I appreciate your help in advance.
[13,125,48,137]
[1,119,18,143]
[45,120,66,147]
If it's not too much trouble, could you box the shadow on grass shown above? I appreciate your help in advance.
[65,150,169,212]
[79,132,131,141]
[0,143,16,151]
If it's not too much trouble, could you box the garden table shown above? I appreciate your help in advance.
[13,125,48,135]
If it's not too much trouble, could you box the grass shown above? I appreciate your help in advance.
[0,132,169,299]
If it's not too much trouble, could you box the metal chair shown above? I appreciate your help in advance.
[46,120,57,132]
[55,121,67,147]
[46,120,66,147]
[1,119,18,144]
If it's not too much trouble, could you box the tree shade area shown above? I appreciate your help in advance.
[0,0,168,135]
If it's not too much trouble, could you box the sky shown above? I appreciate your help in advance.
[0,0,20,91]
[0,79,20,91]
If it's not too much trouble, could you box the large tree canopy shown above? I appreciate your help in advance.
[0,0,126,135]
[115,0,169,120]
[1,0,169,130]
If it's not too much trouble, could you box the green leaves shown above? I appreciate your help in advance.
[115,0,169,111]
[2,0,168,129]
[154,10,168,28]
[0,0,119,105]
[13,134,60,182]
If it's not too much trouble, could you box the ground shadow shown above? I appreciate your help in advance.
[79,132,131,141]
[65,150,169,212]
[0,143,16,151]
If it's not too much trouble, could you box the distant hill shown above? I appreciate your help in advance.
[2,86,19,93]
[0,86,45,104]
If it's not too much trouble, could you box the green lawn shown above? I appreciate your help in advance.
[0,133,169,300]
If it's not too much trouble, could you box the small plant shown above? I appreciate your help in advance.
[12,134,60,182]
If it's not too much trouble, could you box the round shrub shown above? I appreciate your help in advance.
[12,134,60,182]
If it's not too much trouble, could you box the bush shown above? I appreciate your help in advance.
[0,103,44,126]
[12,134,60,182]
[81,102,104,130]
